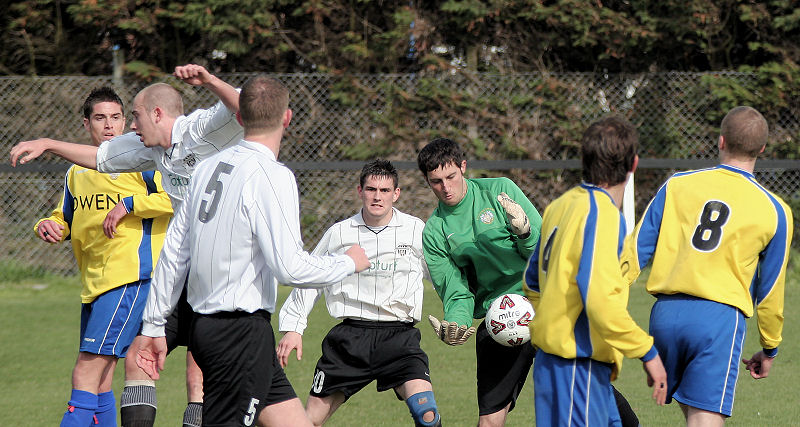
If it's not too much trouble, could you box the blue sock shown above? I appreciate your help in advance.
[96,391,117,426]
[60,389,98,427]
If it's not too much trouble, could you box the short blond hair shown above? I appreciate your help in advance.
[720,106,768,158]
[138,83,184,117]
[239,76,289,131]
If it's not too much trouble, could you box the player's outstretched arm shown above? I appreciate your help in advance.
[428,315,476,346]
[742,350,775,379]
[135,335,168,380]
[642,355,667,406]
[10,138,99,169]
[174,64,240,113]
[276,331,304,368]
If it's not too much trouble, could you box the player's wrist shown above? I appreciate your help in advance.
[639,345,658,362]
[140,322,166,338]
[38,137,55,152]
[763,347,778,358]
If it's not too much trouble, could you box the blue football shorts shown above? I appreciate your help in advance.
[79,279,151,358]
[533,350,621,427]
[650,294,746,416]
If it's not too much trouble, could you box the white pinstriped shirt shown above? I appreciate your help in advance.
[141,140,356,337]
[96,100,243,209]
[278,208,428,334]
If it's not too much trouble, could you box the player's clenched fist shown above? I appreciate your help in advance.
[428,315,476,346]
[345,244,370,272]
[497,192,530,238]
[173,64,214,86]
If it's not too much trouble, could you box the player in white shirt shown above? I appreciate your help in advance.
[10,64,241,427]
[277,160,441,427]
[135,75,370,427]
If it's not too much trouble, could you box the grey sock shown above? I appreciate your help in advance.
[120,385,157,427]
[182,402,202,427]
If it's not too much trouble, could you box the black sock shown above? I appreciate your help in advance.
[612,385,641,427]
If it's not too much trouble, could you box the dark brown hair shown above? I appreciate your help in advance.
[581,115,638,186]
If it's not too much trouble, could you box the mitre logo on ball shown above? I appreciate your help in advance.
[486,294,534,347]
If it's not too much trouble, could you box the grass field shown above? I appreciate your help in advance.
[1,254,799,426]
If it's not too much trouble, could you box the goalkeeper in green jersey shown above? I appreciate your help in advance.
[417,137,541,426]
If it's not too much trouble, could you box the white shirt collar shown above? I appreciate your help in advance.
[350,207,401,228]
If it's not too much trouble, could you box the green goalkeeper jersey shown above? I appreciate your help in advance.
[423,177,542,327]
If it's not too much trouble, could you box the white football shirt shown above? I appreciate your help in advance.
[279,208,428,334]
[96,100,243,208]
[141,140,356,337]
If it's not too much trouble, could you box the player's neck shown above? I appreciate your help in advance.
[719,156,756,174]
[599,181,626,209]
[156,117,178,149]
[244,129,284,158]
[362,208,393,227]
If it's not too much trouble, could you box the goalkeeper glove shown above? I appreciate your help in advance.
[428,315,476,346]
[497,192,531,238]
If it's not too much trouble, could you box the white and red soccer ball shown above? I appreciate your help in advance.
[486,294,534,347]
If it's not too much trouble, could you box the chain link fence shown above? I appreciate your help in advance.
[1,72,798,277]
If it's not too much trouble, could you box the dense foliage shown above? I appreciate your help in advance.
[2,0,799,76]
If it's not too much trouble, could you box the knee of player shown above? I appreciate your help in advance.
[406,390,441,427]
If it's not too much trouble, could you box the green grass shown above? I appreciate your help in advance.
[2,254,799,426]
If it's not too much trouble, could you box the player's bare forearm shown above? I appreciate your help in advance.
[174,64,239,112]
[103,202,129,238]
[10,138,98,168]
[203,75,239,113]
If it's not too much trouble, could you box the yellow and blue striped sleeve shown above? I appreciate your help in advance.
[34,168,73,240]
[523,239,541,310]
[753,194,792,354]
[580,192,655,361]
[121,170,173,219]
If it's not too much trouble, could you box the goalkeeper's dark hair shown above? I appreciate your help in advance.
[581,115,638,186]
[360,159,398,189]
[417,137,466,177]
[82,87,123,119]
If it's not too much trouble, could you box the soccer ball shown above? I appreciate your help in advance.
[485,294,534,347]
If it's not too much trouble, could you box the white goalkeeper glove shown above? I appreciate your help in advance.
[497,192,530,238]
[428,315,476,346]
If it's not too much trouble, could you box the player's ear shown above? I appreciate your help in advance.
[459,160,467,174]
[282,109,293,129]
[393,187,400,202]
[718,135,726,151]
[83,118,90,132]
[235,111,244,126]
[630,155,639,174]
[153,106,163,123]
